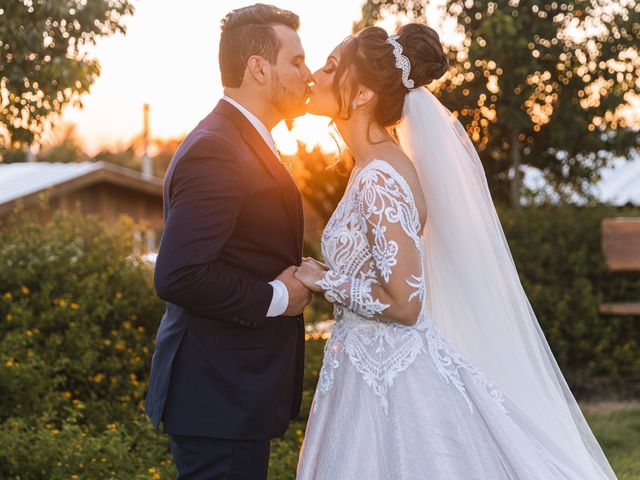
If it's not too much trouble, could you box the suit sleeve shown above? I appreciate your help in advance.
[154,134,274,328]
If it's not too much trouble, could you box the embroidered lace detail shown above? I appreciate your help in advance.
[316,270,390,318]
[315,310,425,415]
[315,159,508,416]
[423,321,510,417]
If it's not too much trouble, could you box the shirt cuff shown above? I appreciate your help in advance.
[267,279,289,317]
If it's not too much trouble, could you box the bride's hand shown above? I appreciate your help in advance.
[303,256,329,271]
[294,257,327,292]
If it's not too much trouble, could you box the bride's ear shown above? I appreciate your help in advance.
[352,86,375,110]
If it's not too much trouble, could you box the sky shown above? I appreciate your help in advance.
[55,0,420,155]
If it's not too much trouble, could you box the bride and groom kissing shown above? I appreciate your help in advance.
[145,3,617,479]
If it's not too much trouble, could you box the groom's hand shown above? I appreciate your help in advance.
[276,266,312,316]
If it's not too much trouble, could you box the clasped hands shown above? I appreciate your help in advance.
[275,257,328,316]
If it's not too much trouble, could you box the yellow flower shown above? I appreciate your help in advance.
[152,475,160,480]
[107,423,118,431]
[52,429,60,435]
[3,292,12,301]
[21,286,29,295]
[148,468,157,474]
[58,299,67,308]
[123,320,132,330]
[71,475,78,480]
[115,340,126,351]
[4,359,14,368]
[115,292,123,300]
[70,303,79,310]
[63,391,72,399]
[92,373,105,383]
[6,313,13,322]
[137,326,145,334]
[25,330,33,337]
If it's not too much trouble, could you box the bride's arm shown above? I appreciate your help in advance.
[296,167,425,326]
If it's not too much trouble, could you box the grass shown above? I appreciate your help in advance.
[268,339,640,480]
[584,403,640,480]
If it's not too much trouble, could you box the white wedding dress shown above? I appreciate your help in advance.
[296,159,608,479]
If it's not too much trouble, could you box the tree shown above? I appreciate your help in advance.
[288,142,354,224]
[0,0,135,155]
[93,141,139,171]
[358,0,640,207]
[91,134,184,178]
[37,124,87,163]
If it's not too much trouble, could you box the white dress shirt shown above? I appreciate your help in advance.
[221,96,289,318]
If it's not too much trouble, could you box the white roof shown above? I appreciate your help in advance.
[591,151,640,205]
[2,155,637,207]
[0,161,160,206]
[523,151,640,206]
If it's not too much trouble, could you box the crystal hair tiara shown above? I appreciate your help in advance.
[386,34,415,89]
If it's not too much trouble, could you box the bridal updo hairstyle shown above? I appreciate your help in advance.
[335,24,449,126]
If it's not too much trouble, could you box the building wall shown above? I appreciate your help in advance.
[1,183,164,249]
[50,183,163,231]
[4,182,327,253]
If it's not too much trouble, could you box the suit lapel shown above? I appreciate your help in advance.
[213,100,303,255]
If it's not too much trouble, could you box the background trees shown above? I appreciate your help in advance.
[0,0,134,157]
[357,0,640,206]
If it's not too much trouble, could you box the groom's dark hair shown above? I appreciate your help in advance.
[219,3,300,88]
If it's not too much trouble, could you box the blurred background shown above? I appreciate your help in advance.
[1,0,639,478]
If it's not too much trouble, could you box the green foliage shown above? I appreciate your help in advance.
[1,205,638,478]
[0,414,174,480]
[0,0,135,151]
[584,406,640,480]
[289,142,354,224]
[37,125,88,164]
[0,209,172,478]
[357,0,640,206]
[501,205,640,386]
[269,339,326,479]
[91,136,183,178]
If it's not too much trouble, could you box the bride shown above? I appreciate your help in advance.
[293,23,617,479]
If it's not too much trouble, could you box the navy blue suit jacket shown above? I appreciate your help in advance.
[145,100,305,440]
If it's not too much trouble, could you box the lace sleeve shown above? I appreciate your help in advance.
[316,164,426,324]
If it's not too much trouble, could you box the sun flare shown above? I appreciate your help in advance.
[52,0,455,157]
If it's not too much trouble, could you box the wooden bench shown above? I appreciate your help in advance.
[599,217,640,316]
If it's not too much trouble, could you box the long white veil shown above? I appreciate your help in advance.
[396,87,616,479]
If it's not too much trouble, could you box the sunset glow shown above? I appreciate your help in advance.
[50,0,456,156]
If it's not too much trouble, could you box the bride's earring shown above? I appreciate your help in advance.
[352,100,359,111]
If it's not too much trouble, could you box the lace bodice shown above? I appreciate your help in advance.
[317,159,426,323]
[314,159,508,415]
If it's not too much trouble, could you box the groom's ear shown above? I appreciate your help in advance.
[246,55,270,86]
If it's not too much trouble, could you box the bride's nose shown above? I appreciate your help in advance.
[301,64,314,83]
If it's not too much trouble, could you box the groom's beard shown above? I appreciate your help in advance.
[271,71,309,119]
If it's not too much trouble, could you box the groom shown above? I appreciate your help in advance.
[145,4,313,479]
